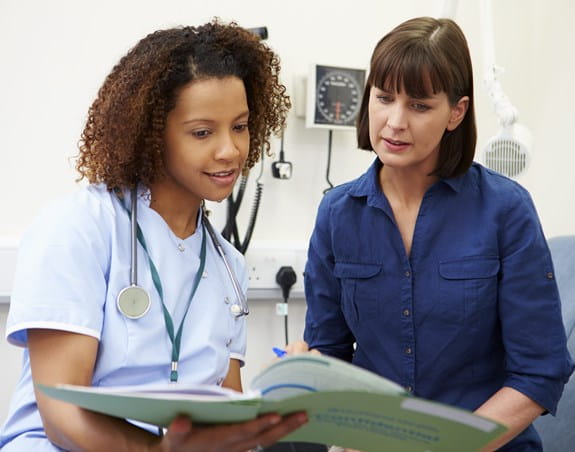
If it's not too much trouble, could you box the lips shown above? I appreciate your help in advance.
[206,169,235,177]
[384,137,409,146]
[205,169,238,187]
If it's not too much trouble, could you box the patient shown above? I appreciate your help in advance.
[301,16,574,452]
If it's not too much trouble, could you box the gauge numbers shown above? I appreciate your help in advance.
[307,65,366,130]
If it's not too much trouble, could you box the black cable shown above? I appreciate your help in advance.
[222,174,248,245]
[238,148,265,253]
[239,182,262,254]
[323,129,334,194]
[284,314,289,346]
[221,148,265,254]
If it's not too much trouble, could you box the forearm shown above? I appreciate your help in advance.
[474,386,544,451]
[28,330,160,451]
[38,397,160,452]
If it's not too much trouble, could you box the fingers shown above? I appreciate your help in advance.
[160,412,307,452]
[168,415,192,434]
[248,412,308,449]
[157,415,193,451]
[216,413,307,452]
[284,340,310,354]
[285,340,321,356]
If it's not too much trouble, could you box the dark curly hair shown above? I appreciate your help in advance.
[75,19,290,191]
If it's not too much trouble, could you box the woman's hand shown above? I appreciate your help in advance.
[29,329,307,452]
[154,412,308,452]
[284,340,321,356]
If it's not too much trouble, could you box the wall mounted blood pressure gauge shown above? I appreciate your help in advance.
[306,64,366,130]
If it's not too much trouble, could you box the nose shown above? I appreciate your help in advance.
[215,131,242,161]
[387,104,407,131]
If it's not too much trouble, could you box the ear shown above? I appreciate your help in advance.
[446,96,469,131]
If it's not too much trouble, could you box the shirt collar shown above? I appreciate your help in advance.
[348,157,467,197]
[348,157,382,198]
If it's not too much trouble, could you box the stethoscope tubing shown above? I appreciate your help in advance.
[202,210,249,316]
[122,187,248,318]
[130,189,138,287]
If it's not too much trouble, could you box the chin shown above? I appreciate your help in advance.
[204,192,232,203]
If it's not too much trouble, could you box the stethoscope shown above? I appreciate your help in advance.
[116,187,249,322]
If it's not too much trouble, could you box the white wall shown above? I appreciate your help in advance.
[1,0,574,423]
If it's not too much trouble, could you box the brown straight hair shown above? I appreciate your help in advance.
[356,17,477,178]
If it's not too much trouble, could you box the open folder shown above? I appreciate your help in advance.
[39,354,507,452]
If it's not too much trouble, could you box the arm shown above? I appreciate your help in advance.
[479,188,574,449]
[222,358,243,392]
[475,387,544,451]
[29,330,307,452]
[497,190,572,408]
[29,329,160,452]
[304,194,355,360]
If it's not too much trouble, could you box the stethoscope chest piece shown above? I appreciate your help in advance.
[117,285,151,319]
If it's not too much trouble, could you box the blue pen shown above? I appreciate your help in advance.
[272,347,287,358]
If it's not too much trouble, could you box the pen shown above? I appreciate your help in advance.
[272,347,287,358]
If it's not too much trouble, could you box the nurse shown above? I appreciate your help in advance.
[0,20,306,451]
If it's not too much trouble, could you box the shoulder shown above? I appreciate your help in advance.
[22,184,117,247]
[319,168,371,211]
[465,163,534,206]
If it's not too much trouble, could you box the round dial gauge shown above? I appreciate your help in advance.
[314,68,364,127]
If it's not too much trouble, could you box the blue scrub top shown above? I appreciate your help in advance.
[1,184,248,450]
[304,158,574,451]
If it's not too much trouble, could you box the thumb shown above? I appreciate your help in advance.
[168,415,193,435]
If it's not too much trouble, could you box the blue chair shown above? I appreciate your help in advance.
[533,235,575,451]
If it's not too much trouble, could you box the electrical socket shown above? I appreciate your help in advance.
[244,240,307,300]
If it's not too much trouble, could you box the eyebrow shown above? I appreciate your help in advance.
[181,110,249,125]
[374,87,435,101]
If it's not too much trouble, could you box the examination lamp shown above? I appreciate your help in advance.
[479,0,532,178]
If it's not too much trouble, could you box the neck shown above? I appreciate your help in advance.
[379,166,438,207]
[148,182,202,240]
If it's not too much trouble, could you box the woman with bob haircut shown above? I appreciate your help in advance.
[0,19,307,451]
[301,16,573,451]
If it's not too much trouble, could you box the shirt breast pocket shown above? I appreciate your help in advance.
[334,262,382,323]
[439,257,500,324]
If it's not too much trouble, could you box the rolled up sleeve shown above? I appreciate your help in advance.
[498,188,574,414]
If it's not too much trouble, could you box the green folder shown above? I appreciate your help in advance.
[39,354,507,452]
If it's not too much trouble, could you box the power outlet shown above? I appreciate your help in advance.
[244,240,307,300]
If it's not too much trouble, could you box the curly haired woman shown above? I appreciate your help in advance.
[0,19,306,451]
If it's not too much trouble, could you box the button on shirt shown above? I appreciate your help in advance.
[304,159,574,450]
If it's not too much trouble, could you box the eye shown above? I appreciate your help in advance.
[376,95,393,104]
[411,103,430,112]
[233,123,249,133]
[191,129,211,138]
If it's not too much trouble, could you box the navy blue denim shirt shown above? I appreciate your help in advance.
[304,158,574,451]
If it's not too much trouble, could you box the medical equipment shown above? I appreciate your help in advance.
[202,206,249,316]
[306,64,366,130]
[299,64,366,194]
[438,0,532,179]
[220,26,269,255]
[479,0,532,178]
[116,188,151,319]
[116,187,248,320]
[221,153,264,254]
